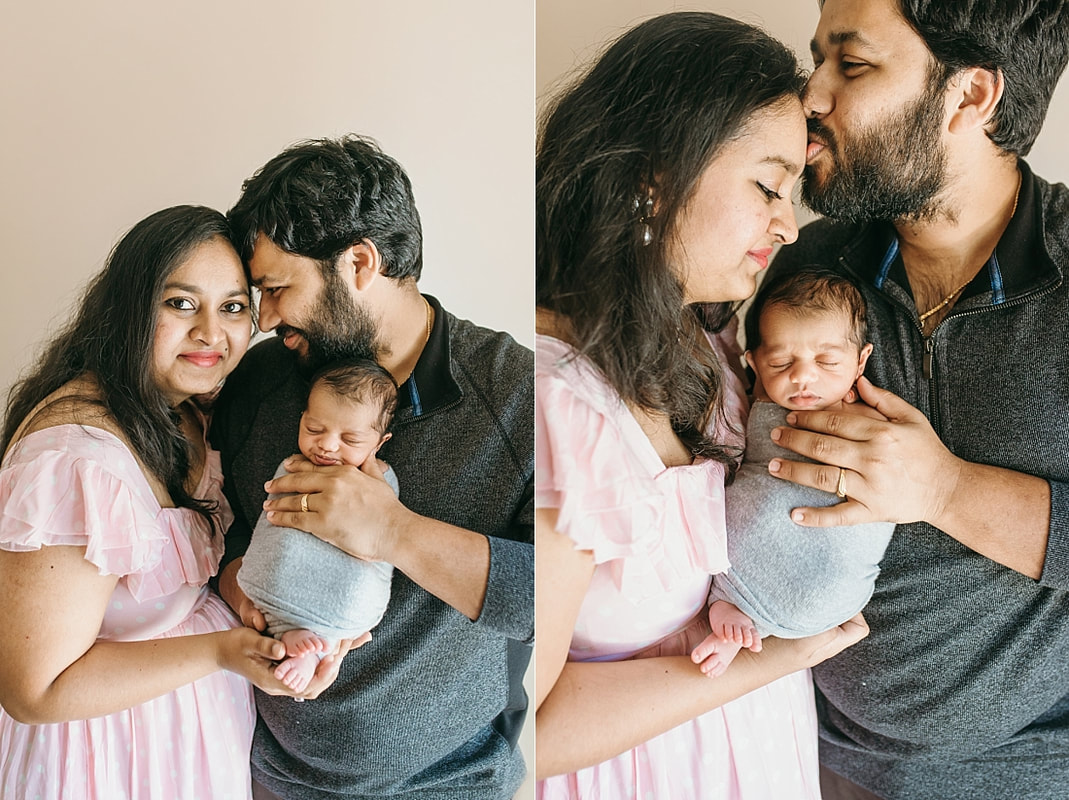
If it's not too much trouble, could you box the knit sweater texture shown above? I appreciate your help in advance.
[211,296,533,799]
[760,162,1069,799]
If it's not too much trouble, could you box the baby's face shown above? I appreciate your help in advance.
[298,386,388,468]
[747,305,871,411]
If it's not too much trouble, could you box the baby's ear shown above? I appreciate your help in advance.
[856,342,874,378]
[374,431,393,454]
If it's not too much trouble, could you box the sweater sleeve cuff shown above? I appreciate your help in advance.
[476,535,534,642]
[1040,479,1069,589]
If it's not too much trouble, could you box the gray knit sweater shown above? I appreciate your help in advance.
[211,296,533,799]
[760,161,1069,799]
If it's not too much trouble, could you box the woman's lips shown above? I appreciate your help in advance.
[180,352,223,367]
[748,247,774,269]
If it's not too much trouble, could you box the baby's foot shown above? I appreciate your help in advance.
[274,652,318,693]
[707,600,762,652]
[280,629,329,658]
[691,634,744,678]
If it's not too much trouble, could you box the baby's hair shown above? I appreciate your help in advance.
[747,267,868,350]
[307,358,399,435]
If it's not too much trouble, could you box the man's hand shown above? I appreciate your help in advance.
[263,456,411,562]
[766,377,963,528]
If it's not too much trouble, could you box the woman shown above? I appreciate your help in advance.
[536,12,868,798]
[0,206,295,799]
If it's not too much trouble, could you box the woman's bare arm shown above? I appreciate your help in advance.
[0,544,291,725]
[535,507,869,779]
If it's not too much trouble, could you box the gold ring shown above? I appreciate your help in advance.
[300,493,310,513]
[835,468,847,499]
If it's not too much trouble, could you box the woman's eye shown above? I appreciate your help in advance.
[165,297,195,311]
[222,301,249,314]
[757,183,782,202]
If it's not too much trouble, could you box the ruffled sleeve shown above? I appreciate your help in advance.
[0,425,226,602]
[536,342,664,565]
[536,335,735,600]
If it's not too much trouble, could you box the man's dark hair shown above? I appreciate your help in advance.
[895,0,1069,157]
[745,267,868,351]
[3,205,239,527]
[228,134,423,280]
[309,358,398,435]
[537,11,805,462]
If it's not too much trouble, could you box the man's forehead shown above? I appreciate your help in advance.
[248,234,312,281]
[813,0,917,53]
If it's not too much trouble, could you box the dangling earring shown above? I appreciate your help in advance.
[633,194,655,246]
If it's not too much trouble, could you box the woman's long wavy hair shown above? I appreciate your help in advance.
[537,11,805,462]
[2,205,237,526]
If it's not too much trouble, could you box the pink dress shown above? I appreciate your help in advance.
[0,424,256,800]
[535,330,821,800]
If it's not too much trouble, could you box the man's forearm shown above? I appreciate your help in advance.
[936,461,1050,580]
[385,513,490,621]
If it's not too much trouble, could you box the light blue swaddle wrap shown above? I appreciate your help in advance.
[711,401,894,638]
[238,461,399,640]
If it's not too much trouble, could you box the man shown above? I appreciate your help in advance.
[755,1,1069,798]
[211,135,533,799]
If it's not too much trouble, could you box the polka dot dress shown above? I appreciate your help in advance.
[536,329,821,800]
[0,425,255,799]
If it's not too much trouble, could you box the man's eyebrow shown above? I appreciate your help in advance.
[810,30,877,55]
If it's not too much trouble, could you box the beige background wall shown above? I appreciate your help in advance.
[0,0,534,401]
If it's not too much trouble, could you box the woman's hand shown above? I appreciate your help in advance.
[215,627,294,696]
[739,613,869,674]
[792,613,869,668]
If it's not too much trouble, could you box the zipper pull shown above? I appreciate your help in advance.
[923,337,934,380]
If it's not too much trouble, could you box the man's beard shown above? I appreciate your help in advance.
[801,79,948,224]
[278,270,380,376]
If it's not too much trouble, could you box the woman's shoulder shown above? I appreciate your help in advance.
[536,334,619,411]
[6,377,130,454]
